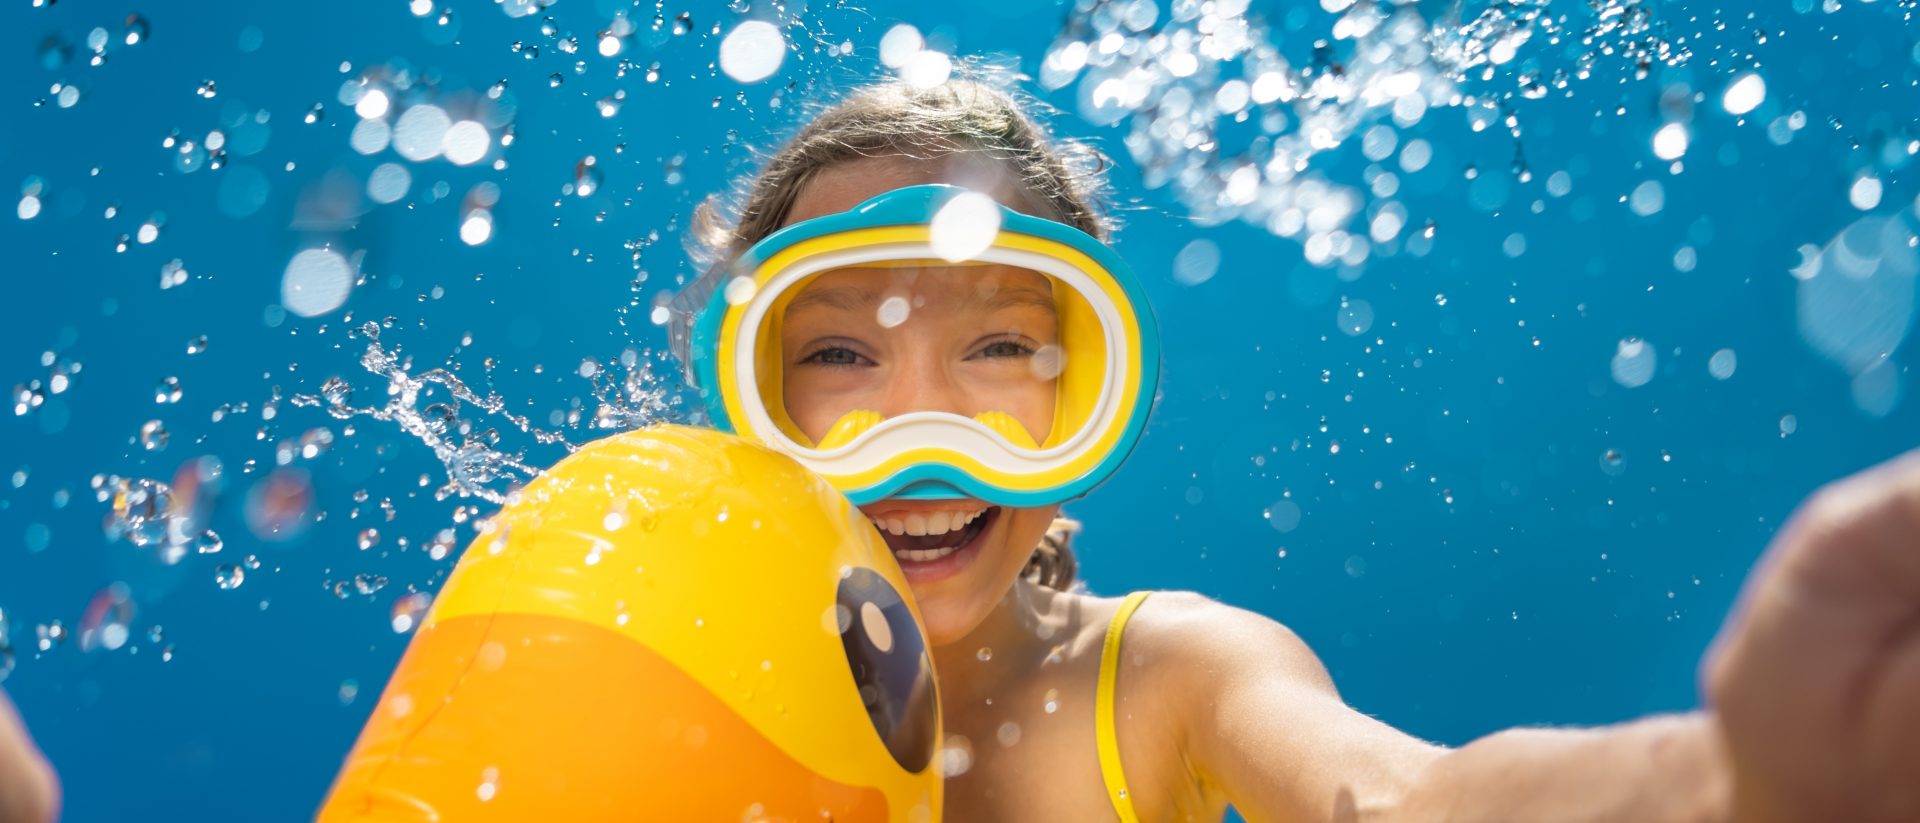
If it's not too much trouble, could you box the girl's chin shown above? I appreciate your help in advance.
[904,585,997,647]
[916,609,984,650]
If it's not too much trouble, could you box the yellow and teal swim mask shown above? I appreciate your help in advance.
[673,184,1159,507]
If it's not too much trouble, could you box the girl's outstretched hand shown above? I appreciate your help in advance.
[1705,449,1920,823]
[0,689,57,823]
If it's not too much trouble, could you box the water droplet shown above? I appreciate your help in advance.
[138,419,168,451]
[548,72,564,88]
[442,121,490,166]
[718,20,786,84]
[996,721,1022,747]
[154,376,182,404]
[391,592,432,633]
[77,583,135,652]
[185,335,207,354]
[928,191,1001,262]
[320,376,353,411]
[357,528,380,550]
[281,248,354,317]
[195,529,223,554]
[940,735,975,777]
[671,12,692,35]
[392,105,451,162]
[1652,122,1688,161]
[1723,72,1766,116]
[975,647,992,662]
[353,573,388,595]
[1708,349,1737,380]
[214,564,245,589]
[123,14,150,46]
[1610,337,1657,388]
[1043,688,1059,714]
[573,156,601,197]
[104,476,176,548]
[298,427,334,459]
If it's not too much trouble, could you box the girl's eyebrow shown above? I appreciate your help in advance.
[786,285,877,314]
[972,286,1054,312]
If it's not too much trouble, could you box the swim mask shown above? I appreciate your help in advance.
[672,184,1159,507]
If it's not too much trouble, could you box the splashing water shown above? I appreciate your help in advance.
[96,474,181,551]
[293,323,543,505]
[1041,0,1692,264]
[293,322,674,505]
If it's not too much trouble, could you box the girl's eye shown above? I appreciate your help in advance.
[800,346,866,367]
[976,339,1036,359]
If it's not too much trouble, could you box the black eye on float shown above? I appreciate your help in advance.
[834,567,937,773]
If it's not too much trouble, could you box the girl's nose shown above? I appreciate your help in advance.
[878,356,971,419]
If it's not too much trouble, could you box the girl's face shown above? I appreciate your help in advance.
[778,160,1063,647]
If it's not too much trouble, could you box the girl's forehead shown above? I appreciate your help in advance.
[782,157,1041,228]
[791,265,1055,310]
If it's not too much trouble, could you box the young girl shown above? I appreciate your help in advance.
[669,77,1920,822]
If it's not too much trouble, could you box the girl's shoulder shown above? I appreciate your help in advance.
[1089,589,1335,696]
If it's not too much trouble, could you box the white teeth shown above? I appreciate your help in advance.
[894,544,960,563]
[867,509,989,538]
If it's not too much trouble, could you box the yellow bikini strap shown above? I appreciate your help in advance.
[1096,591,1152,822]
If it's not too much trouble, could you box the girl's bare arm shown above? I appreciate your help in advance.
[0,690,57,823]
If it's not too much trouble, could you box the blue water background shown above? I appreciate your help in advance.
[1,1,1916,820]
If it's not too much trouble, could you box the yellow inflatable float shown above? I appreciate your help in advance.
[317,426,942,822]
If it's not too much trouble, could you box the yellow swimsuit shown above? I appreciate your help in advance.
[1096,591,1152,822]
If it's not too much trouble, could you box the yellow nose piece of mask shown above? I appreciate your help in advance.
[816,409,886,451]
[971,411,1039,450]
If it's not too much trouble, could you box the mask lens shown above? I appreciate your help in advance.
[757,263,1112,453]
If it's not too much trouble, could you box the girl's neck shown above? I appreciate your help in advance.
[931,579,1077,707]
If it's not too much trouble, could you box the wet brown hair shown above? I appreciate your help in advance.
[674,72,1110,590]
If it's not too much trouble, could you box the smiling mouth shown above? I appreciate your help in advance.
[870,507,999,563]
